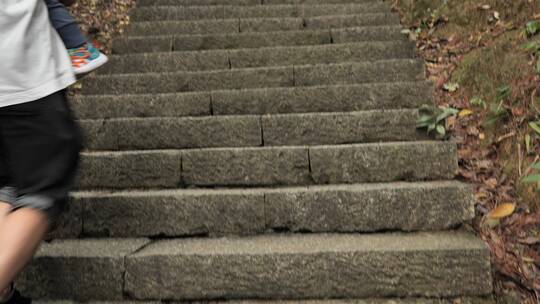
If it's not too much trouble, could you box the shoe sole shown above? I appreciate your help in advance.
[74,53,109,75]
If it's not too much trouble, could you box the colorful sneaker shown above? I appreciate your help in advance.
[69,42,108,75]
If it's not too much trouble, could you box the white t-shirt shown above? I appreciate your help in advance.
[0,0,75,107]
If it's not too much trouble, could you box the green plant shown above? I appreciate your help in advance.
[470,96,487,109]
[484,85,511,126]
[417,105,458,137]
[523,41,540,74]
[522,162,540,191]
[524,20,540,37]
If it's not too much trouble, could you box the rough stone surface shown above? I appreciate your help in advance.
[102,41,414,74]
[305,13,400,29]
[112,35,173,54]
[81,116,262,150]
[182,147,311,186]
[125,232,492,300]
[239,17,304,32]
[82,66,294,95]
[131,3,390,22]
[76,189,265,237]
[261,110,426,145]
[172,30,332,52]
[31,298,496,304]
[331,25,406,43]
[69,181,474,238]
[100,51,230,74]
[138,0,260,5]
[137,0,378,5]
[294,59,425,86]
[77,151,181,189]
[265,181,474,232]
[309,141,458,184]
[46,197,83,239]
[211,82,433,115]
[71,92,211,119]
[73,82,432,119]
[113,26,409,54]
[17,239,149,301]
[228,41,415,69]
[126,19,239,36]
[82,60,422,95]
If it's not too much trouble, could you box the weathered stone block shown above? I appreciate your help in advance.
[125,232,492,300]
[262,110,426,145]
[78,188,265,237]
[182,147,311,186]
[77,151,182,189]
[309,141,458,184]
[17,239,149,301]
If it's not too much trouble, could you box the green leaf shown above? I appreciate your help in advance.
[536,58,540,74]
[529,122,540,135]
[523,174,540,183]
[496,85,511,101]
[436,125,446,135]
[427,123,436,133]
[532,162,540,169]
[470,97,486,108]
[525,134,531,153]
[526,21,540,36]
[523,41,540,52]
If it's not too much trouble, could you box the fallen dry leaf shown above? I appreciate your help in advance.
[487,203,517,219]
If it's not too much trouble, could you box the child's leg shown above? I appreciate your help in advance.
[0,90,83,294]
[43,0,86,49]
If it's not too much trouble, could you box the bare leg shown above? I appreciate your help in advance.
[0,208,48,292]
[0,202,11,298]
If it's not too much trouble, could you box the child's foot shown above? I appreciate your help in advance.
[69,42,108,75]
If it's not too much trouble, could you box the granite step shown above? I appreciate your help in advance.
[76,141,457,189]
[72,82,433,119]
[126,13,400,36]
[101,41,415,74]
[17,232,492,301]
[137,0,379,7]
[113,26,407,54]
[29,298,497,304]
[131,3,390,21]
[80,110,426,151]
[81,59,425,95]
[54,181,474,238]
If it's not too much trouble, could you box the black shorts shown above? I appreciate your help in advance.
[0,90,83,223]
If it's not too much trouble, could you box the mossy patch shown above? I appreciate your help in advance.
[451,30,529,102]
[391,0,540,41]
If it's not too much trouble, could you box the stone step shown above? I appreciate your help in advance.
[113,26,407,54]
[26,298,498,304]
[17,232,492,301]
[72,82,433,119]
[101,41,415,74]
[80,110,426,151]
[126,13,399,36]
[137,0,379,7]
[131,3,390,22]
[81,59,425,95]
[76,141,457,189]
[56,181,473,238]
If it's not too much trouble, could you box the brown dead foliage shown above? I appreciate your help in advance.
[68,0,136,53]
[390,1,540,302]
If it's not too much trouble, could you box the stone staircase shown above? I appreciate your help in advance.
[17,0,494,302]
